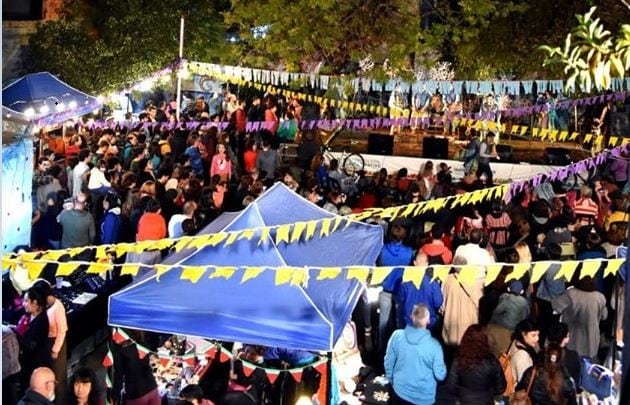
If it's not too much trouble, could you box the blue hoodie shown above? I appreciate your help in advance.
[396,275,444,328]
[379,241,414,293]
[384,325,446,404]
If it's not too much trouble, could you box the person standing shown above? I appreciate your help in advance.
[72,149,91,198]
[57,197,96,249]
[33,280,68,405]
[256,139,280,181]
[385,304,447,405]
[477,132,498,187]
[18,288,51,393]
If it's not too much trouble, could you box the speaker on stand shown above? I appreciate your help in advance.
[367,133,394,156]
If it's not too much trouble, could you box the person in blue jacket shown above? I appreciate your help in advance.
[385,304,447,404]
[396,272,444,331]
[377,220,414,354]
[100,193,122,244]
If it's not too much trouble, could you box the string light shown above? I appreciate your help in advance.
[39,105,49,114]
[68,100,77,109]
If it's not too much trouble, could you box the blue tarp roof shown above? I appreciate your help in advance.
[2,72,101,125]
[108,183,383,351]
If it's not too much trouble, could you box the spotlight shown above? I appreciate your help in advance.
[96,95,105,103]
[68,100,77,109]
[55,103,66,112]
[24,108,35,118]
[39,105,50,114]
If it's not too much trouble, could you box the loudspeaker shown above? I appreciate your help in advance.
[368,133,394,156]
[422,137,449,159]
[496,145,513,162]
[544,147,572,166]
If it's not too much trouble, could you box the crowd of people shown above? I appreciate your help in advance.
[3,88,628,404]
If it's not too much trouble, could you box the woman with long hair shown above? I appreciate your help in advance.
[210,143,231,182]
[444,324,506,404]
[515,344,577,405]
[17,287,51,392]
[68,367,102,405]
[508,319,541,385]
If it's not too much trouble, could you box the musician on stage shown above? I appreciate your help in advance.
[478,132,499,187]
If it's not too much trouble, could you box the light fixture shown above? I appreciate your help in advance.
[68,100,77,109]
[366,286,382,304]
[39,105,50,114]
[24,107,35,118]
[96,95,105,103]
[295,396,313,405]
[55,103,66,112]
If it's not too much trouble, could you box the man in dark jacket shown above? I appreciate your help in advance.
[18,367,56,404]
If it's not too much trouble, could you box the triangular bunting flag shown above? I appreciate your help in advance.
[275,225,291,244]
[219,348,231,363]
[314,360,327,375]
[457,265,479,286]
[211,267,237,280]
[580,260,602,279]
[120,263,140,277]
[41,250,67,261]
[205,346,217,359]
[371,267,394,286]
[56,262,81,277]
[112,328,129,344]
[432,265,450,283]
[531,262,552,284]
[258,227,271,245]
[238,229,256,241]
[102,347,114,367]
[290,369,303,383]
[275,267,295,285]
[505,263,531,283]
[87,262,111,274]
[604,259,624,278]
[174,236,193,252]
[155,264,172,281]
[317,267,342,281]
[266,369,281,384]
[180,266,207,283]
[242,361,256,377]
[305,221,318,240]
[484,264,503,286]
[24,261,47,280]
[207,232,229,247]
[402,266,426,289]
[241,267,265,283]
[347,267,370,283]
[158,353,170,368]
[320,218,332,237]
[224,231,240,246]
[137,344,151,360]
[291,222,307,243]
[554,261,580,281]
[182,351,196,367]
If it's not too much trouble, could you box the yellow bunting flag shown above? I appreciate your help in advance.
[155,264,171,281]
[554,261,580,281]
[207,232,228,247]
[275,225,291,244]
[331,216,346,233]
[584,133,593,143]
[210,267,237,280]
[317,267,343,281]
[484,264,503,286]
[291,222,307,243]
[399,203,418,218]
[559,131,568,141]
[24,261,47,280]
[609,137,618,147]
[134,241,153,254]
[580,260,602,279]
[623,138,630,147]
[604,259,624,278]
[457,265,479,287]
[305,221,318,240]
[347,267,370,283]
[2,257,16,271]
[241,267,265,283]
[505,263,531,283]
[120,263,140,277]
[378,206,402,219]
[275,267,295,285]
[511,125,520,134]
[371,267,394,286]
[520,126,528,135]
[224,231,240,246]
[540,129,549,140]
[432,265,451,283]
[87,262,111,274]
[41,250,67,261]
[290,267,309,287]
[180,266,207,283]
[549,130,558,141]
[154,239,174,250]
[114,243,132,258]
[55,262,81,277]
[569,132,579,140]
[174,237,192,252]
[403,266,426,289]
[532,128,540,137]
[237,229,256,241]
[531,262,552,284]
[320,218,332,238]
[258,227,271,245]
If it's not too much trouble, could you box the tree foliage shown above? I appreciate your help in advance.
[26,0,227,94]
[224,0,423,78]
[540,6,630,93]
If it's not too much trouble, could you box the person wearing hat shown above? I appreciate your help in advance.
[477,132,499,187]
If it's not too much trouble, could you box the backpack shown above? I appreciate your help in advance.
[499,345,517,397]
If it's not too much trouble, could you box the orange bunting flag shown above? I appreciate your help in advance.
[290,370,303,383]
[266,370,281,384]
[242,362,256,377]
[137,344,150,360]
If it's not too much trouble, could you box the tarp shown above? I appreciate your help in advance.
[108,183,383,351]
[2,72,101,125]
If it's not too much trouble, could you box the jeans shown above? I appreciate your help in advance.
[477,160,493,186]
[378,291,397,353]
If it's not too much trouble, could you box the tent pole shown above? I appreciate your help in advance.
[326,351,332,405]
[176,16,185,121]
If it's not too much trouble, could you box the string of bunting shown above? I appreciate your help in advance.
[103,328,327,384]
[2,144,625,276]
[5,256,626,288]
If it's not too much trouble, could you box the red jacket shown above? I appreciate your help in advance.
[136,212,166,241]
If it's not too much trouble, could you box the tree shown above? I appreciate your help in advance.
[26,0,228,94]
[539,6,630,93]
[224,0,423,79]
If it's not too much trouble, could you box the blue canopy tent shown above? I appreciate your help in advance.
[108,183,383,352]
[2,72,101,125]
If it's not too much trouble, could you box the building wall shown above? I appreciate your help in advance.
[2,0,64,81]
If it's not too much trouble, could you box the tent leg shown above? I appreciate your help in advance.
[326,352,332,405]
